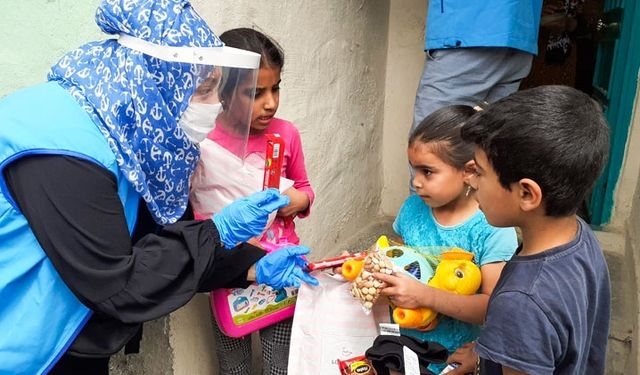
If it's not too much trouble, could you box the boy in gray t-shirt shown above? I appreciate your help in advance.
[447,85,611,374]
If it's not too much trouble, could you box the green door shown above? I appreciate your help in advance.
[589,0,640,226]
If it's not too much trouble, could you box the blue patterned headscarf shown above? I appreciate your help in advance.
[48,0,223,224]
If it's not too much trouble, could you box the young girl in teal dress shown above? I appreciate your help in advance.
[376,105,518,373]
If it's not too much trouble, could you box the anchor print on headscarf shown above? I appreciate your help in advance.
[48,0,223,224]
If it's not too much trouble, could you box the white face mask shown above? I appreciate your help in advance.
[178,102,223,143]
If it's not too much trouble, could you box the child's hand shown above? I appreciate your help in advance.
[278,187,310,217]
[446,342,478,375]
[374,272,432,309]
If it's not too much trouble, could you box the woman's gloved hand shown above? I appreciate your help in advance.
[256,246,320,290]
[213,189,290,249]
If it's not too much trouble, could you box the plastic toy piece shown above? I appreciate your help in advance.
[439,247,473,261]
[340,235,391,281]
[392,249,481,331]
[306,252,366,272]
[342,258,364,281]
[383,246,433,284]
[376,235,390,249]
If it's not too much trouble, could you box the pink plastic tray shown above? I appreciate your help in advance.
[210,241,298,337]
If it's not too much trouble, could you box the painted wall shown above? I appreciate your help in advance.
[614,78,640,374]
[0,0,103,95]
[625,163,640,375]
[380,0,427,215]
[609,77,640,232]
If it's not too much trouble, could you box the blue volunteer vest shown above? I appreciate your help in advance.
[425,0,543,55]
[0,82,139,374]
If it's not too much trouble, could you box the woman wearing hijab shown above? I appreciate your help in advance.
[0,1,317,374]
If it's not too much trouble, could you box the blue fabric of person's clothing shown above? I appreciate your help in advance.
[476,218,611,375]
[393,194,517,372]
[48,0,223,225]
[411,48,533,130]
[0,82,139,374]
[425,1,543,55]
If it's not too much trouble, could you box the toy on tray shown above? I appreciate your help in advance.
[392,249,481,331]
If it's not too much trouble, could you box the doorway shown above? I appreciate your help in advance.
[520,0,640,226]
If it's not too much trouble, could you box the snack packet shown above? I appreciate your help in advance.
[338,355,377,375]
[348,249,394,314]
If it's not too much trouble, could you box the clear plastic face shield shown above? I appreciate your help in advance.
[117,34,260,158]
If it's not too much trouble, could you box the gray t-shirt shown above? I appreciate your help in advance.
[476,218,611,374]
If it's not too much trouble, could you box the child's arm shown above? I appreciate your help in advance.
[377,261,505,325]
[278,187,310,217]
[278,125,314,218]
[447,344,529,375]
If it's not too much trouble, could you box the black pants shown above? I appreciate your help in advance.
[49,354,109,375]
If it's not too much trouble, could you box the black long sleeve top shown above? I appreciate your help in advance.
[4,155,265,356]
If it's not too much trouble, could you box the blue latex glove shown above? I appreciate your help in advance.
[256,246,320,290]
[213,189,290,249]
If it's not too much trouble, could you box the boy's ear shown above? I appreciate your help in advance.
[517,178,542,212]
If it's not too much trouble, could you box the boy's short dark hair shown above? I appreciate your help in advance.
[461,85,609,217]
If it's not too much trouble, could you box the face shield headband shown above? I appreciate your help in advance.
[119,33,260,150]
[117,34,260,69]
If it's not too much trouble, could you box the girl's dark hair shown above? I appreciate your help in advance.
[409,105,478,169]
[219,28,284,70]
[217,28,285,104]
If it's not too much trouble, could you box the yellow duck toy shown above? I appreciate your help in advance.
[392,248,482,331]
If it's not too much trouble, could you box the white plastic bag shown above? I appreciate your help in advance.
[287,272,390,375]
[190,138,293,225]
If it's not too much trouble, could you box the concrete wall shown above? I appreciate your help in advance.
[625,160,640,375]
[380,0,427,215]
[611,79,640,374]
[0,0,103,95]
[608,76,640,233]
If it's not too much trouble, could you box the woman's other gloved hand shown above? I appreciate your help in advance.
[213,189,290,249]
[256,246,320,290]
